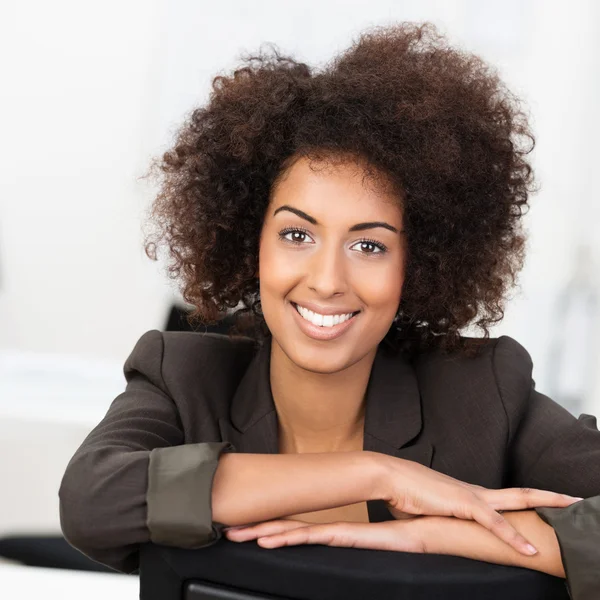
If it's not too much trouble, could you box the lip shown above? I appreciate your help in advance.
[289,301,360,341]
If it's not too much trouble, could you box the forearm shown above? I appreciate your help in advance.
[423,509,565,578]
[212,450,384,526]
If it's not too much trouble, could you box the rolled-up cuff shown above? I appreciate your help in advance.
[535,495,600,600]
[147,441,236,548]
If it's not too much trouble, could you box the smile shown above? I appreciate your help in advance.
[293,303,359,327]
[290,301,361,341]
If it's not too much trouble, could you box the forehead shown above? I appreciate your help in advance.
[269,155,403,224]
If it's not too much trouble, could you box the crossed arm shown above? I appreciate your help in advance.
[226,507,565,578]
[226,510,566,579]
[217,449,568,578]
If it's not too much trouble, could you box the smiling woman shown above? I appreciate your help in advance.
[259,156,406,375]
[59,21,600,600]
[141,21,532,358]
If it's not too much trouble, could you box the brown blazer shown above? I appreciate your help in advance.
[59,329,600,599]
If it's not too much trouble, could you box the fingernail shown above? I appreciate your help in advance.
[563,496,584,503]
[525,544,538,555]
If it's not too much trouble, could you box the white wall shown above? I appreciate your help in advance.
[479,0,600,414]
[0,0,173,361]
[1,0,598,413]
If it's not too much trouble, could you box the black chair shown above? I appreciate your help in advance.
[139,538,570,600]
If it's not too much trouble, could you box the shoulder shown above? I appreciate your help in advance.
[413,335,534,422]
[123,329,257,397]
[414,335,532,383]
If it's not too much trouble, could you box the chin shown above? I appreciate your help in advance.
[278,336,370,375]
[292,351,350,374]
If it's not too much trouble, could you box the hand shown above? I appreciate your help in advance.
[377,455,582,556]
[224,517,428,553]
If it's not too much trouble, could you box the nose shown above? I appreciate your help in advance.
[305,242,348,298]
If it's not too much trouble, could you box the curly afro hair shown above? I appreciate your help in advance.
[144,21,536,355]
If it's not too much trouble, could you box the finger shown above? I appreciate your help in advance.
[225,519,309,541]
[462,497,539,556]
[257,522,358,549]
[257,521,413,552]
[477,488,583,511]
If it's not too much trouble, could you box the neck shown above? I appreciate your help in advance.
[269,340,377,454]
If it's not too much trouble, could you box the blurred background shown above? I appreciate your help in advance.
[0,0,599,597]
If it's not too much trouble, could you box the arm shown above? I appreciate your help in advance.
[493,336,600,499]
[493,336,600,600]
[59,330,385,572]
[212,450,384,526]
[422,509,565,578]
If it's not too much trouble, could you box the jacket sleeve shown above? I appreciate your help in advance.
[493,336,600,600]
[58,329,236,574]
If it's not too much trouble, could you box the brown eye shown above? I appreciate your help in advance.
[361,242,376,253]
[278,227,314,245]
[350,239,387,254]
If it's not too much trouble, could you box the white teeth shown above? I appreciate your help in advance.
[294,304,356,327]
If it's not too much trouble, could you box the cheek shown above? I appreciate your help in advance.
[258,238,298,298]
[352,260,405,311]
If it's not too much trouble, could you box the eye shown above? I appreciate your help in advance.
[278,227,314,245]
[350,238,388,255]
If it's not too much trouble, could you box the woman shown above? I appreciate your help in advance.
[59,22,600,598]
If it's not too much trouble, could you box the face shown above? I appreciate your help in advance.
[258,155,407,374]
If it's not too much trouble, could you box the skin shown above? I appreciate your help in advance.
[225,510,566,578]
[223,153,571,578]
[258,155,406,454]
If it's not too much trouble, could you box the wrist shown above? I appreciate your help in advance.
[416,515,444,555]
[414,511,564,578]
[418,514,522,565]
[363,451,396,502]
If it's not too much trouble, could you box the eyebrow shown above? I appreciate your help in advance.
[273,205,400,234]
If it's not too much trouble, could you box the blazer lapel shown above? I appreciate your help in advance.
[219,335,279,455]
[362,346,433,522]
[219,336,433,522]
[363,345,433,466]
